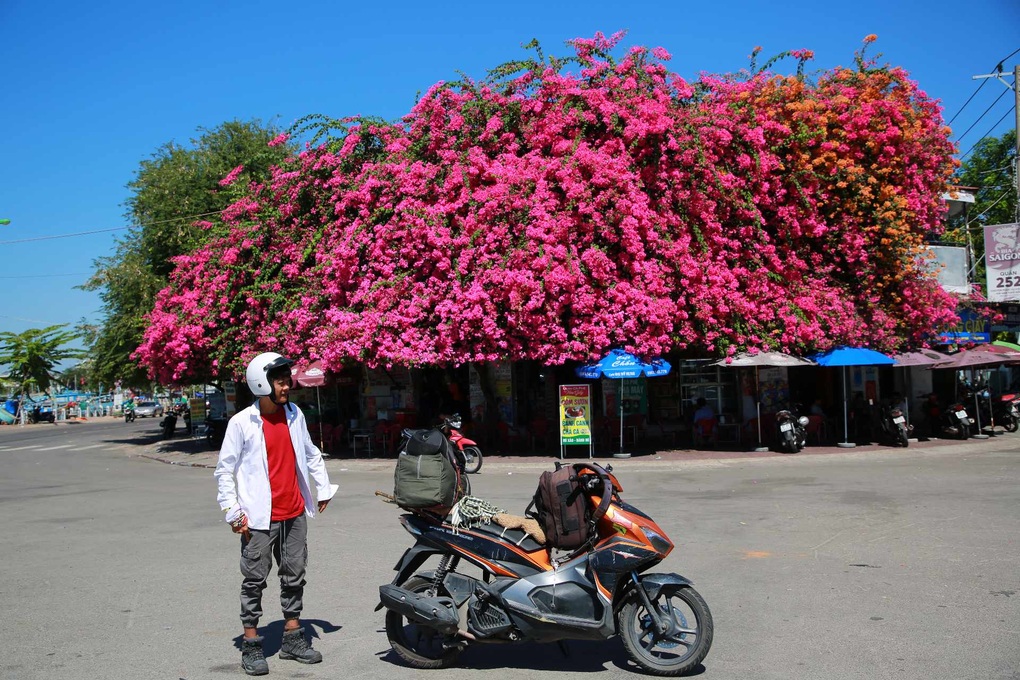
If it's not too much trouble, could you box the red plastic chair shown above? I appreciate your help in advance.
[692,417,718,447]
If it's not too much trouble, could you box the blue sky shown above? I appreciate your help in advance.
[1,0,1018,348]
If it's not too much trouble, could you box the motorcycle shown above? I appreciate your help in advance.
[27,405,55,424]
[878,404,910,447]
[775,408,808,453]
[159,413,178,440]
[124,406,136,423]
[378,461,713,675]
[993,393,1020,433]
[437,413,482,474]
[203,416,229,449]
[941,402,973,440]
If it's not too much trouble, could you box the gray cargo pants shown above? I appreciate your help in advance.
[239,514,308,627]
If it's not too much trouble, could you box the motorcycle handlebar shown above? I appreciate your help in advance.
[573,461,614,526]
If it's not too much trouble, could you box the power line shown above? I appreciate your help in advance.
[0,210,226,246]
[954,87,1011,143]
[947,46,1020,125]
[973,190,1013,221]
[0,273,90,279]
[0,226,131,245]
[958,103,1016,160]
[947,79,988,126]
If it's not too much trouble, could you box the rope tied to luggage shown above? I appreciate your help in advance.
[448,495,505,531]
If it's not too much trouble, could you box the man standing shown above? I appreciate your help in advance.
[215,352,337,676]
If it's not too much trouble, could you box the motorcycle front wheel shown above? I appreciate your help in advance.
[619,584,713,676]
[385,576,463,669]
[460,446,483,474]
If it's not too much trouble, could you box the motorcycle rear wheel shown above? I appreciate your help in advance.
[385,576,463,669]
[461,446,483,474]
[1003,416,1018,433]
[619,584,713,676]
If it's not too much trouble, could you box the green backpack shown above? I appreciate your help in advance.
[393,429,467,510]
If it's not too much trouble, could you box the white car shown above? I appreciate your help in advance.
[134,401,164,418]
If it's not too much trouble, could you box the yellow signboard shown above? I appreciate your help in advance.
[559,384,592,445]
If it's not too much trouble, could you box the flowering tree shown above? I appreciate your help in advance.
[136,33,959,384]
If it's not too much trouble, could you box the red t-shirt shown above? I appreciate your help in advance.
[263,408,305,521]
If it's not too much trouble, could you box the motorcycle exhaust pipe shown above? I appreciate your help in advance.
[378,584,460,634]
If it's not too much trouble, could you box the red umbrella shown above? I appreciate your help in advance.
[933,349,1010,436]
[291,360,329,451]
[932,349,1009,370]
[292,360,328,387]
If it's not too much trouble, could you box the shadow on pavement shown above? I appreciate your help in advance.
[231,618,342,656]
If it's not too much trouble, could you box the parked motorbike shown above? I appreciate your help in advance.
[28,405,55,424]
[993,393,1020,433]
[437,413,482,474]
[378,461,713,675]
[203,416,229,449]
[124,407,136,423]
[159,413,178,440]
[942,402,973,439]
[775,408,808,453]
[878,404,910,447]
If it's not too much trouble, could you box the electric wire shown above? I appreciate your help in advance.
[947,79,988,126]
[958,103,1017,160]
[0,209,227,246]
[973,190,1013,221]
[954,87,1011,144]
[946,46,1020,126]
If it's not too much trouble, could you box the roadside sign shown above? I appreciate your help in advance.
[559,384,593,458]
[189,397,207,434]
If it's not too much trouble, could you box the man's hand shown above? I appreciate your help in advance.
[230,513,250,540]
[317,499,330,513]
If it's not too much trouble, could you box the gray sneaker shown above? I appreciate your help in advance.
[241,636,269,676]
[280,627,322,664]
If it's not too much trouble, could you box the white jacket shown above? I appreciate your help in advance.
[214,402,336,530]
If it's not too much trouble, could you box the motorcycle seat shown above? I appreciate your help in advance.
[468,518,547,552]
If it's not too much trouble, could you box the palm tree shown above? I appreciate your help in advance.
[0,325,84,421]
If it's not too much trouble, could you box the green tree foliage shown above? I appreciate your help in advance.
[82,119,297,387]
[946,130,1017,289]
[0,325,84,397]
[958,129,1017,227]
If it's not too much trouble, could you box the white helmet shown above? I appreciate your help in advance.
[245,352,293,397]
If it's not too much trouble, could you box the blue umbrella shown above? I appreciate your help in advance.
[810,347,895,367]
[576,350,672,453]
[808,347,895,446]
[577,350,672,379]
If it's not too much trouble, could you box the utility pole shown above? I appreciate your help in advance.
[972,65,1019,221]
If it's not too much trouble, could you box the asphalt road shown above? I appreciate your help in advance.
[1,420,1018,680]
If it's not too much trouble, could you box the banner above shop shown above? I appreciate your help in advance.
[983,222,1020,302]
[938,309,991,344]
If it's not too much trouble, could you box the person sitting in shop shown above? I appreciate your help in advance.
[692,398,718,447]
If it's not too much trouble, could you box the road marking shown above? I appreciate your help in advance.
[38,444,76,451]
[2,445,44,451]
[77,444,107,450]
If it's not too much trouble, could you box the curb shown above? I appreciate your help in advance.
[139,453,218,469]
[134,434,1014,473]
